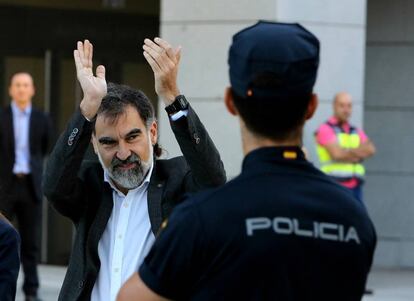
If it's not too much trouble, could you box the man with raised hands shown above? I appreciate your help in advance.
[43,39,225,301]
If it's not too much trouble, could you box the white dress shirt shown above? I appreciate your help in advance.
[91,163,155,301]
[11,101,32,174]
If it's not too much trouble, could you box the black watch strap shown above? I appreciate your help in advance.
[165,95,189,115]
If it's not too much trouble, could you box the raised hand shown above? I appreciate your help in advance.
[143,38,181,105]
[74,39,107,120]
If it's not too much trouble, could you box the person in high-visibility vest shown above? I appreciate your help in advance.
[315,92,376,202]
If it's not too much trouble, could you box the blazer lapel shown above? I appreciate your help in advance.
[147,160,165,235]
[86,183,114,275]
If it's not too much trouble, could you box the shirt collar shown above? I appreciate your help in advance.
[329,116,350,130]
[11,101,32,116]
[104,160,154,197]
[242,146,306,172]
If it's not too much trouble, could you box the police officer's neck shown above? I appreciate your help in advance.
[241,125,302,156]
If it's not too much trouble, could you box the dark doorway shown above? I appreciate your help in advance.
[0,3,159,264]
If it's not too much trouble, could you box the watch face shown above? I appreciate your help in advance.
[166,95,188,114]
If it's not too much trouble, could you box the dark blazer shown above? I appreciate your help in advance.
[0,105,53,202]
[43,106,226,301]
[0,216,20,301]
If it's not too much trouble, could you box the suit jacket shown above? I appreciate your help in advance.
[0,217,20,301]
[0,105,53,202]
[43,105,226,300]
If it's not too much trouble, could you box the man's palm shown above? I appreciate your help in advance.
[74,40,107,101]
[77,65,107,101]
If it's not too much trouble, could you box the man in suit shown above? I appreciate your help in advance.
[0,72,52,301]
[43,39,225,301]
[0,213,20,301]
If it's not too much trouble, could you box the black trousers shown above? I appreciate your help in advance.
[0,175,41,296]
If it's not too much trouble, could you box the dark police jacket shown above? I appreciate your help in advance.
[43,106,226,301]
[0,105,52,202]
[139,147,377,301]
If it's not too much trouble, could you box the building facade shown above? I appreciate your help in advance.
[1,0,411,268]
[158,0,414,268]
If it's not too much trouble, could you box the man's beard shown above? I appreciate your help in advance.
[97,146,153,191]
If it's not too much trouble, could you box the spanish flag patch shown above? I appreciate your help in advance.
[283,151,297,159]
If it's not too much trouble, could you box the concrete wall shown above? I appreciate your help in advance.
[365,0,414,268]
[158,0,367,177]
[158,0,272,177]
[160,0,414,269]
[156,0,414,270]
[276,0,367,167]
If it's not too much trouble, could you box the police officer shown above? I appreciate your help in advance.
[117,21,377,301]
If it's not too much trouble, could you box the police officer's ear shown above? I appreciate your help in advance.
[305,94,318,120]
[224,87,238,116]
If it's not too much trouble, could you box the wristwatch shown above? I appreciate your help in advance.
[165,95,189,115]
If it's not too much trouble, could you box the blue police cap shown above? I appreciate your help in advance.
[228,21,320,98]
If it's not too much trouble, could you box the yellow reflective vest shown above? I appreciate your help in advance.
[315,122,365,181]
